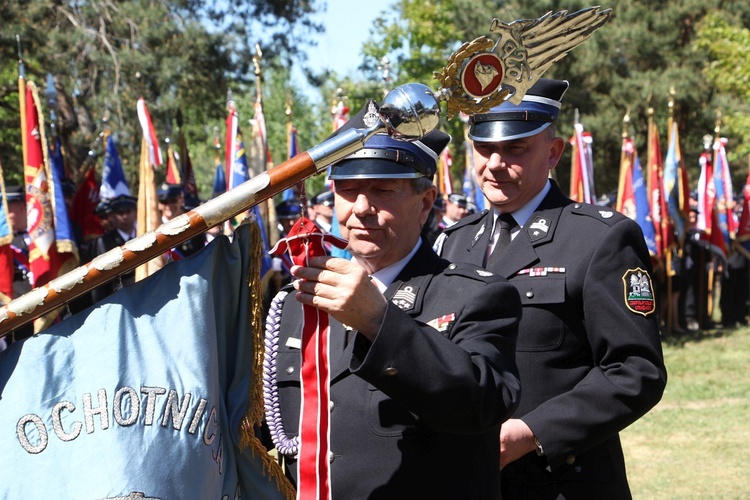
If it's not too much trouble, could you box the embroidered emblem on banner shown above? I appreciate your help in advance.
[517,267,566,277]
[622,268,655,316]
[528,217,549,242]
[392,285,417,311]
[103,493,162,500]
[427,313,456,332]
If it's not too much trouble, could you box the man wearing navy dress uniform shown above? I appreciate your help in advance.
[264,102,522,499]
[436,79,667,499]
[157,182,206,260]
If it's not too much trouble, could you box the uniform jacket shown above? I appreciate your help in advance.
[90,230,136,303]
[439,182,667,499]
[267,242,522,499]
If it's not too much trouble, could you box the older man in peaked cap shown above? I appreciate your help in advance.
[264,100,522,499]
[436,78,667,499]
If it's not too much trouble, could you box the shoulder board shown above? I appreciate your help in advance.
[442,210,488,234]
[569,203,626,226]
[443,261,501,282]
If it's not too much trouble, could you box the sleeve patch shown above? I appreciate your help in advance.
[622,268,656,316]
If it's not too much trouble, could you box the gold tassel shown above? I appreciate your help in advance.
[239,220,296,500]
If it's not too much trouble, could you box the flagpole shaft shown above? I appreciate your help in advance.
[0,151,318,337]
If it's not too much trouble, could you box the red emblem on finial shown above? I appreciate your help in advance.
[461,53,504,99]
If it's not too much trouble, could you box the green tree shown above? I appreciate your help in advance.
[361,1,750,196]
[0,0,323,192]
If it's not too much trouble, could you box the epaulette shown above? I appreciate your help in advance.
[442,209,488,235]
[443,261,500,283]
[569,202,626,227]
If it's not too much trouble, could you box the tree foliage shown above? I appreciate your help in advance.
[0,0,323,195]
[361,0,750,195]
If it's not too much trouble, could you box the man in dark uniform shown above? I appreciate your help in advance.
[157,182,206,260]
[436,79,667,499]
[264,102,522,499]
[5,186,34,341]
[90,194,138,303]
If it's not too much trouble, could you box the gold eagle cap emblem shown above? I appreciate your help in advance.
[434,6,612,118]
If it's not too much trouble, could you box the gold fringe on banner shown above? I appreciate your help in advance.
[239,219,296,499]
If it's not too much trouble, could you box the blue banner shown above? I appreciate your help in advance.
[0,224,288,498]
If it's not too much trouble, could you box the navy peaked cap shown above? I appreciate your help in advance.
[328,99,450,180]
[469,78,569,142]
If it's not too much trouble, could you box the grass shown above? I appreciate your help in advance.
[622,326,750,498]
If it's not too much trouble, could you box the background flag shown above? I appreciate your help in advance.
[0,223,291,499]
[461,115,485,212]
[647,114,670,256]
[136,99,164,280]
[437,146,454,196]
[713,137,736,248]
[23,82,62,288]
[48,135,77,262]
[225,103,272,279]
[0,158,13,300]
[71,166,104,243]
[100,136,130,199]
[663,119,688,243]
[569,121,596,204]
[734,161,750,259]
[281,122,300,202]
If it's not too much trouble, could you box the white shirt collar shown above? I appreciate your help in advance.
[492,179,551,229]
[117,228,136,242]
[359,239,422,293]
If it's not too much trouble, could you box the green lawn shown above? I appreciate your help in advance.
[622,327,750,498]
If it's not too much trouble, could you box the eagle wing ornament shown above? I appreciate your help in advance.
[434,6,612,116]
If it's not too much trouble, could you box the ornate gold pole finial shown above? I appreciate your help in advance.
[285,94,293,124]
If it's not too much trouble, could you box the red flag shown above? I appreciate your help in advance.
[735,164,750,258]
[70,165,104,243]
[697,149,727,260]
[616,137,636,219]
[136,98,162,168]
[23,82,63,288]
[165,143,182,185]
[647,115,670,255]
[437,146,454,195]
[569,122,596,204]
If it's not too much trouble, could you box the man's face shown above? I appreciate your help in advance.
[158,194,184,221]
[315,203,334,222]
[7,200,27,233]
[113,207,136,233]
[472,129,565,213]
[334,178,435,271]
[445,199,468,222]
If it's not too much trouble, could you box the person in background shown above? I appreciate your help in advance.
[436,78,667,499]
[264,102,522,499]
[310,189,335,233]
[5,185,34,342]
[157,182,206,260]
[442,193,470,228]
[421,195,446,246]
[90,194,138,303]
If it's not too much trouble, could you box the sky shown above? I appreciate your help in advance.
[294,0,389,102]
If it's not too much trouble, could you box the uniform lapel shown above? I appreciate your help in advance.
[457,211,493,267]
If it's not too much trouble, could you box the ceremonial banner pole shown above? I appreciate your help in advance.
[0,83,443,336]
[0,6,614,341]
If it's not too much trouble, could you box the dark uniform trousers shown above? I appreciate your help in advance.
[268,243,522,499]
[439,181,667,499]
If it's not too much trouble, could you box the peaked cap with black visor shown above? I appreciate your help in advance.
[468,78,569,143]
[328,100,451,180]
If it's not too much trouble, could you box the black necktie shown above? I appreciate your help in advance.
[486,213,517,267]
